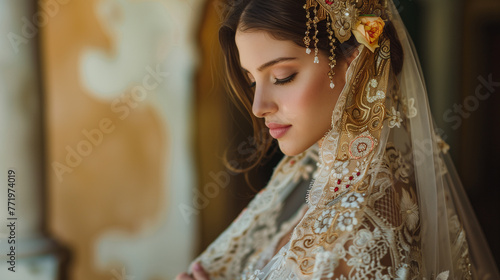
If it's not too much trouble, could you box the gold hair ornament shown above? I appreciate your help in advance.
[303,0,390,88]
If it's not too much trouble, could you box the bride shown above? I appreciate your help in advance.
[176,0,500,279]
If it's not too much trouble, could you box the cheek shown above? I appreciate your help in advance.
[295,72,337,117]
[281,63,343,122]
[279,84,334,135]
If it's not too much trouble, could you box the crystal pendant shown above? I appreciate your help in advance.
[314,56,319,63]
[306,48,311,54]
[330,82,335,89]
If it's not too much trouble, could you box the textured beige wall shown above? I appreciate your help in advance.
[42,0,168,279]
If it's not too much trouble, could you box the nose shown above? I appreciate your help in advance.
[252,85,277,118]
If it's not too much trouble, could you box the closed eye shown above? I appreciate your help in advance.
[274,72,298,85]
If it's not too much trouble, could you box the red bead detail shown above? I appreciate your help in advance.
[346,184,350,188]
[356,172,361,176]
[326,0,334,4]
[349,176,353,181]
[290,160,296,165]
[337,179,341,184]
[334,187,339,192]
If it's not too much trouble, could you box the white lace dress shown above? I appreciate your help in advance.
[189,141,473,279]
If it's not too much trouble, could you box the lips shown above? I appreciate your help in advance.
[266,122,292,139]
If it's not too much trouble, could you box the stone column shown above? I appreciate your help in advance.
[0,1,60,279]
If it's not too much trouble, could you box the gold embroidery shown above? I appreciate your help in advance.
[287,34,393,277]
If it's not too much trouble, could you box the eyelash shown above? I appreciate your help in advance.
[248,73,298,88]
[274,72,297,85]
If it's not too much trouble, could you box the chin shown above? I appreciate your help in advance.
[277,141,309,156]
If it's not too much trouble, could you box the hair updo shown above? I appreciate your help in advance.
[218,0,403,173]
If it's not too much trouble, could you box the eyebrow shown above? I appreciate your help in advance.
[242,57,297,73]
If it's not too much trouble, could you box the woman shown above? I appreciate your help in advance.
[176,0,500,279]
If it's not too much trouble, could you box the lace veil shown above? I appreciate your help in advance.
[187,0,500,279]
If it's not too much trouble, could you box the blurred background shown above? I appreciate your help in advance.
[0,0,498,279]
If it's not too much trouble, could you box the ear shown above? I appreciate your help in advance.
[346,48,360,67]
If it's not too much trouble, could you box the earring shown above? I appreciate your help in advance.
[303,4,312,54]
[326,14,336,89]
[312,5,319,64]
[303,2,336,89]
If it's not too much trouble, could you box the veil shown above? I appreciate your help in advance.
[187,0,500,279]
[386,1,498,278]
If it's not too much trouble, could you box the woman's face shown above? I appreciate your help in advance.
[235,30,352,156]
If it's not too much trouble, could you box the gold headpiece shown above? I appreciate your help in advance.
[303,0,390,88]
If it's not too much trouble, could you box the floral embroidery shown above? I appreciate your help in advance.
[435,133,450,154]
[395,155,410,183]
[353,229,373,248]
[367,90,386,103]
[337,211,358,231]
[346,245,372,269]
[400,189,419,231]
[331,160,349,179]
[384,146,411,184]
[388,107,403,128]
[349,132,375,159]
[331,243,347,259]
[365,78,386,103]
[312,247,335,280]
[314,209,336,234]
[351,160,363,178]
[341,192,364,209]
[395,264,409,280]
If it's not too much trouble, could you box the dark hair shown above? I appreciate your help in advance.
[218,0,403,173]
